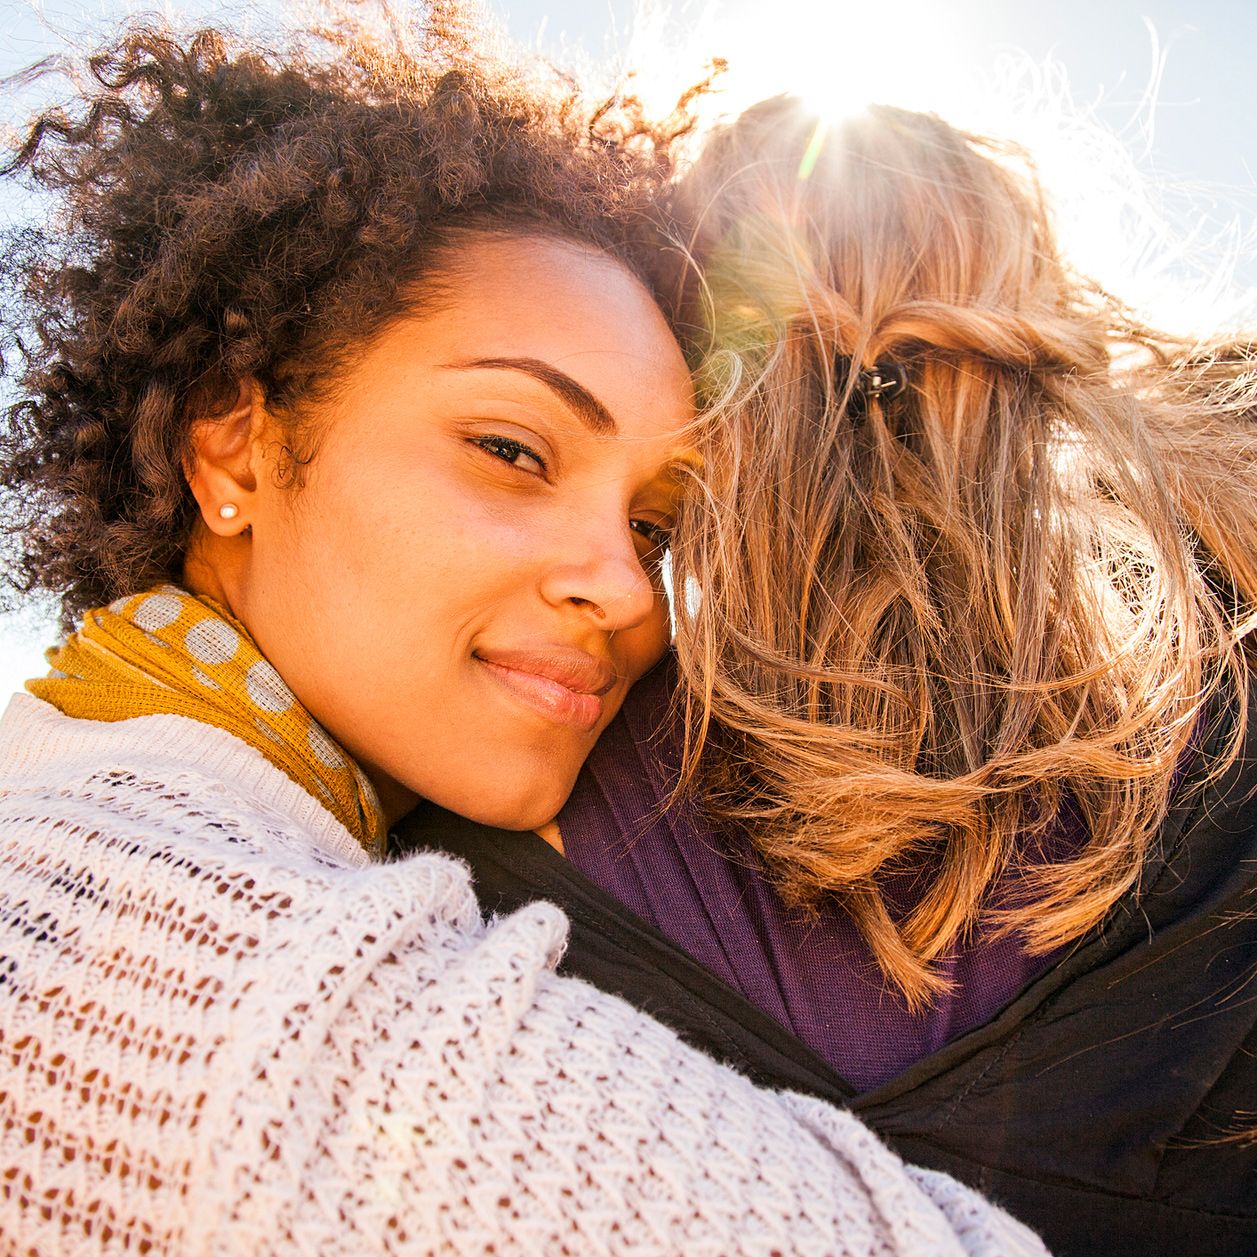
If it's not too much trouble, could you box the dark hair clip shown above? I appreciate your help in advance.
[835,356,907,417]
[860,361,906,403]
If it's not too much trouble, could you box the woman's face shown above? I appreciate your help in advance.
[196,234,693,830]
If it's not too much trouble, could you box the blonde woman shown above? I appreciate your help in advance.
[421,100,1257,1257]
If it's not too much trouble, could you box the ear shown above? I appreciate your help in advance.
[185,379,264,536]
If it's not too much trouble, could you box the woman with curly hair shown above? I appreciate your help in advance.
[0,13,1047,1256]
[426,100,1257,1256]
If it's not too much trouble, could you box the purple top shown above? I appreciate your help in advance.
[559,663,1066,1092]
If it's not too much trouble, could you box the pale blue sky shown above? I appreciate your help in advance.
[1,0,1255,691]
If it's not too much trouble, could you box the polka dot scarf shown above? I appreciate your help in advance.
[28,586,386,856]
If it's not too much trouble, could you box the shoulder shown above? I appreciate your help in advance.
[0,697,580,1253]
[0,691,369,863]
[1147,675,1257,912]
[0,691,506,970]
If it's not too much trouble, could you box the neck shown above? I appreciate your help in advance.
[182,522,246,612]
[534,819,564,855]
[371,773,421,829]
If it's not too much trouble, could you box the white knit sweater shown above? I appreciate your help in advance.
[0,694,1049,1256]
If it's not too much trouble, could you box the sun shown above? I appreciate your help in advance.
[682,0,976,127]
[611,0,1225,334]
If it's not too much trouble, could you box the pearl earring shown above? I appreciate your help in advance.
[218,503,239,521]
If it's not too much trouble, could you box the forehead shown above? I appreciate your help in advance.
[426,233,674,349]
[376,233,696,441]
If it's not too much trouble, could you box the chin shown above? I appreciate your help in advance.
[446,779,574,834]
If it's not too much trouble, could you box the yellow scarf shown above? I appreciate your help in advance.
[28,586,386,856]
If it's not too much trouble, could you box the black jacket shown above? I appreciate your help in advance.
[394,691,1257,1257]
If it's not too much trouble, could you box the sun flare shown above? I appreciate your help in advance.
[610,0,1239,335]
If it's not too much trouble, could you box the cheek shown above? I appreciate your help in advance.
[621,597,672,682]
[267,462,495,614]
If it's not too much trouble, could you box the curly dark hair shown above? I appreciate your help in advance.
[0,3,693,627]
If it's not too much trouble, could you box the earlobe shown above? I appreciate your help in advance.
[186,379,264,536]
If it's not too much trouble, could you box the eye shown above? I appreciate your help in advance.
[630,517,673,565]
[473,435,547,477]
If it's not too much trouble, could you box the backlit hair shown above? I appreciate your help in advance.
[670,99,1257,1005]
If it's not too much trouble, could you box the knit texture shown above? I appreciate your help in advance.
[0,694,1050,1256]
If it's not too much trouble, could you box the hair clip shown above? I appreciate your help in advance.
[835,356,908,417]
[860,362,906,403]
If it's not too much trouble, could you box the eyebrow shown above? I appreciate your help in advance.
[439,356,618,435]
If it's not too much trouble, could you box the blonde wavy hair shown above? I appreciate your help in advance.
[669,99,1257,1006]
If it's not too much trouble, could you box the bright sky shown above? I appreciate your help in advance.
[1,0,1255,696]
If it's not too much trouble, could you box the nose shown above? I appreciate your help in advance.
[538,519,661,631]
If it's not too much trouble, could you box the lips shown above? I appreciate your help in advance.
[474,645,617,733]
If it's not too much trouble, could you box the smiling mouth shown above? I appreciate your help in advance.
[473,647,616,734]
